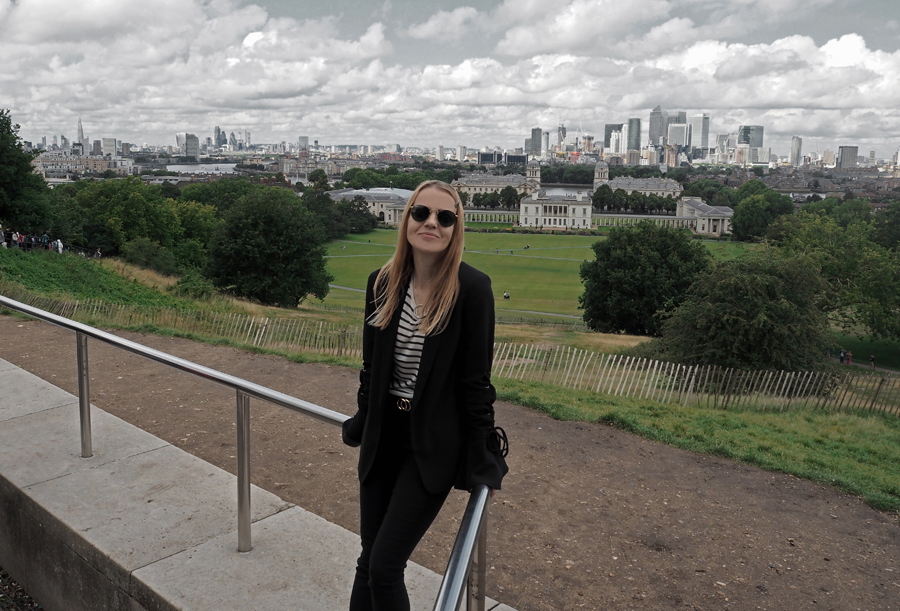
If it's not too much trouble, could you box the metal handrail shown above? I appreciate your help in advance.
[0,295,490,610]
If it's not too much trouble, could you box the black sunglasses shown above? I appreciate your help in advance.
[409,204,458,227]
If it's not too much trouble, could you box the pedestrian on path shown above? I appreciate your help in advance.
[847,350,853,366]
[869,354,875,369]
[839,349,846,365]
[341,180,508,611]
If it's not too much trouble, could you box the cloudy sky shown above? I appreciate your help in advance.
[2,0,899,157]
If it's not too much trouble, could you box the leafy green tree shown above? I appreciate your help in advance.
[302,190,346,239]
[459,191,470,206]
[206,187,332,307]
[731,184,794,241]
[0,109,52,231]
[592,184,612,210]
[336,196,378,233]
[659,253,832,370]
[499,185,520,210]
[871,200,900,251]
[121,237,181,276]
[579,221,712,335]
[179,177,256,217]
[308,169,330,190]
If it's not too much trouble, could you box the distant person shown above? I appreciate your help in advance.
[341,180,508,610]
[94,248,102,259]
[846,350,853,366]
[41,232,50,250]
[869,354,875,369]
[839,349,845,365]
[11,230,19,248]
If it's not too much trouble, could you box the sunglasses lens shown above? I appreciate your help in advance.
[437,211,457,227]
[410,205,430,222]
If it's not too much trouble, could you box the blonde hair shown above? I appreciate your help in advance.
[369,180,465,335]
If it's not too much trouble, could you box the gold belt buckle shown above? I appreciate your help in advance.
[397,398,411,412]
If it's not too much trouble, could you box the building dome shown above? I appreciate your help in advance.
[594,160,609,169]
[527,158,540,167]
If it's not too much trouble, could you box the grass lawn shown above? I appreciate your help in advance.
[324,230,764,317]
[496,377,900,512]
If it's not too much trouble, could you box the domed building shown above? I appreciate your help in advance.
[451,157,541,198]
[593,159,682,197]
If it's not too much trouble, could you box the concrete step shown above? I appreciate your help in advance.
[0,358,513,611]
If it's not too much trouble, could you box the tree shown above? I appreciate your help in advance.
[499,185,519,210]
[336,196,378,233]
[308,169,329,191]
[659,253,832,370]
[592,184,612,210]
[579,221,712,336]
[206,187,332,307]
[731,185,794,241]
[0,109,52,231]
[459,191,470,207]
[871,200,900,251]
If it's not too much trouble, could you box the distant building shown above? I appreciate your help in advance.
[676,196,732,235]
[592,160,682,197]
[626,118,641,151]
[790,136,803,167]
[184,133,200,161]
[531,127,543,157]
[452,159,540,197]
[519,190,593,229]
[603,123,623,149]
[738,125,764,148]
[823,149,835,166]
[838,146,859,169]
[101,137,117,157]
[667,124,690,148]
[649,105,668,146]
[76,118,84,144]
[457,145,467,162]
[689,114,710,150]
[325,187,411,224]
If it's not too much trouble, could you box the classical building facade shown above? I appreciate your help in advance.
[325,187,410,224]
[451,159,541,196]
[519,190,593,229]
[592,160,683,197]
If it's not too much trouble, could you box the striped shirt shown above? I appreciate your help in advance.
[388,282,425,399]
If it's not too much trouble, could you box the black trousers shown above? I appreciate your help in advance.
[349,401,450,611]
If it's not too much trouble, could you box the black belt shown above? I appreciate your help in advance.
[395,397,412,412]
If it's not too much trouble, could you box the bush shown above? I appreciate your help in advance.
[169,269,217,300]
[120,237,181,276]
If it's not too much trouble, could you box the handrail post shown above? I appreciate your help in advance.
[236,390,251,552]
[75,331,93,458]
[467,512,487,611]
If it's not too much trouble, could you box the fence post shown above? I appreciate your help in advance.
[75,331,93,458]
[236,390,251,553]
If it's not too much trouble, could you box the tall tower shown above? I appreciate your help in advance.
[531,127,543,157]
[649,106,667,146]
[527,158,540,185]
[689,114,710,150]
[790,136,802,167]
[737,125,764,148]
[77,118,84,144]
[626,118,641,151]
[557,124,567,148]
[593,160,609,190]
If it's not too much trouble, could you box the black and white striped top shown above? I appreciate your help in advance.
[388,282,425,399]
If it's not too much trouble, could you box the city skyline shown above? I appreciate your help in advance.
[2,0,899,157]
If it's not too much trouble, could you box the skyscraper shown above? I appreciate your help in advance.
[626,118,641,151]
[837,146,858,169]
[436,145,444,161]
[557,124,567,148]
[77,118,84,144]
[666,111,687,133]
[101,137,117,157]
[649,106,668,146]
[185,134,200,161]
[175,133,186,150]
[737,125,764,148]
[688,114,710,150]
[531,127,543,157]
[790,136,802,167]
[666,124,690,147]
[298,136,309,150]
[214,126,221,149]
[542,132,549,156]
[603,124,623,149]
[457,145,467,161]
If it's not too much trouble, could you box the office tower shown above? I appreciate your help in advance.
[298,136,309,150]
[627,118,641,151]
[214,126,221,149]
[837,146,858,169]
[603,123,623,149]
[60,135,69,149]
[688,114,710,150]
[649,105,668,146]
[244,131,251,147]
[823,149,835,166]
[229,132,237,147]
[436,145,444,161]
[737,125,764,148]
[557,124,567,148]
[869,150,875,166]
[790,136,802,167]
[92,140,102,155]
[666,123,690,147]
[175,133,186,150]
[666,111,687,133]
[530,127,543,157]
[185,134,200,161]
[524,137,532,155]
[583,134,594,152]
[77,118,84,144]
[101,137,117,157]
[122,143,131,156]
[457,145,467,161]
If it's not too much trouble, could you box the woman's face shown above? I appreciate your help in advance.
[405,187,457,257]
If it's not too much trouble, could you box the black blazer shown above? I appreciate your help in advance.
[342,262,508,494]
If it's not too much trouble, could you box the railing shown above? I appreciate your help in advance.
[0,295,490,611]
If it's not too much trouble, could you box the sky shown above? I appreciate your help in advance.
[2,0,899,157]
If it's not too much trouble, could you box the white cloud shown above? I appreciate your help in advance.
[407,6,479,42]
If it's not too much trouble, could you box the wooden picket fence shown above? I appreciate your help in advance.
[0,285,363,359]
[490,343,900,417]
[3,284,897,418]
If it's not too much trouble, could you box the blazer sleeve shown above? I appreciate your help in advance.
[457,271,509,490]
[342,271,377,447]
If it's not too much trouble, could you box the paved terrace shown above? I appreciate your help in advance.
[0,358,513,611]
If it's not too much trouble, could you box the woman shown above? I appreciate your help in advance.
[342,180,508,611]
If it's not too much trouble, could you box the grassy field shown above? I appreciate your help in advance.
[833,332,900,370]
[324,229,763,317]
[495,377,900,511]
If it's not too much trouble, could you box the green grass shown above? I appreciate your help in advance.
[833,333,900,370]
[325,230,765,316]
[0,248,186,308]
[495,377,900,512]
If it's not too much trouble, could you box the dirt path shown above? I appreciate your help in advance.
[1,315,898,611]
